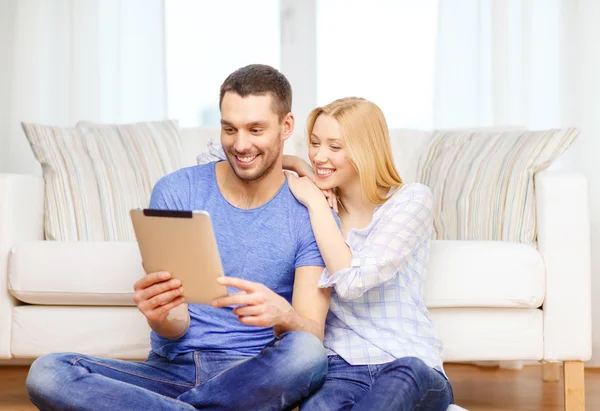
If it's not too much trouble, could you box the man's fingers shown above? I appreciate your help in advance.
[238,315,268,327]
[144,286,184,310]
[212,291,263,308]
[134,278,181,305]
[134,271,171,291]
[217,276,260,292]
[151,296,186,317]
[232,305,264,317]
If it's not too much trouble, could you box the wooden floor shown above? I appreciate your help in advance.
[1,364,599,410]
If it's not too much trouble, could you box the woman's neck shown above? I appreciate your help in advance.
[337,180,376,217]
[337,181,391,217]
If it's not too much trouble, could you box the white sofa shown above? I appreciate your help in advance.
[0,127,592,410]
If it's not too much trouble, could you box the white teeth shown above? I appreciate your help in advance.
[317,169,334,176]
[237,155,257,163]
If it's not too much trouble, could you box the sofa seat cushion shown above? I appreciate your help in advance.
[424,240,545,308]
[11,306,151,359]
[8,239,545,309]
[10,305,542,361]
[8,241,143,305]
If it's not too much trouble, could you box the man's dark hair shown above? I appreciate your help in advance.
[219,64,292,121]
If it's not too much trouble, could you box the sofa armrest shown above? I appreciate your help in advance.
[0,173,44,358]
[536,170,592,361]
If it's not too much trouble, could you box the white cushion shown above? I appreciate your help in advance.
[430,308,543,362]
[8,241,143,305]
[8,240,544,309]
[417,128,579,244]
[11,306,151,359]
[424,240,545,308]
[10,305,542,362]
[22,120,184,241]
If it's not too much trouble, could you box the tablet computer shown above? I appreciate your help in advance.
[130,208,228,305]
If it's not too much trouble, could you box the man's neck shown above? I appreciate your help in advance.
[215,161,285,209]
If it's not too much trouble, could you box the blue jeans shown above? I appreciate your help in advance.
[26,331,327,410]
[300,355,453,411]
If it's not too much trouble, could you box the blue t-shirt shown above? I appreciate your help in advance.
[148,162,325,359]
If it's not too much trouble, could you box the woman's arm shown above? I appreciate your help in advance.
[283,155,315,179]
[312,186,434,301]
[306,197,353,273]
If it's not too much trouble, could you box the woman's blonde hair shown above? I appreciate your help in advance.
[306,97,403,205]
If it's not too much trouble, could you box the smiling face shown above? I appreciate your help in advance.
[220,91,292,182]
[308,113,359,191]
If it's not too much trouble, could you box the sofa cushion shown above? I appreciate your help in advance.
[8,241,143,305]
[22,120,183,241]
[8,240,544,308]
[417,128,579,244]
[430,307,543,361]
[424,240,545,308]
[11,306,151,359]
[10,305,543,362]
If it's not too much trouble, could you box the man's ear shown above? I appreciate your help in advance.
[281,112,295,142]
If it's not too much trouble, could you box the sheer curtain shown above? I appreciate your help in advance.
[434,0,600,365]
[0,0,167,176]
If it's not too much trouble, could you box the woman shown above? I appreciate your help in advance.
[284,97,453,411]
[199,97,453,410]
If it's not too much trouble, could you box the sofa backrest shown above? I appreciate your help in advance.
[180,127,220,167]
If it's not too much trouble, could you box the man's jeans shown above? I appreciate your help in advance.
[26,331,327,411]
[300,355,453,411]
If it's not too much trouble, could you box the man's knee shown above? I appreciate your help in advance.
[277,331,327,381]
[26,353,76,401]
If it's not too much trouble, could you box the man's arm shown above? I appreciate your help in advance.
[212,269,330,341]
[274,266,331,340]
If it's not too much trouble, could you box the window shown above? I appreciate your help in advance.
[316,0,437,128]
[165,0,280,127]
[165,1,438,129]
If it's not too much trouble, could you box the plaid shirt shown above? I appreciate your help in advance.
[319,184,444,370]
[196,141,443,370]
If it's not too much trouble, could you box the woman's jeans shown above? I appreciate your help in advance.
[26,331,327,411]
[300,355,454,411]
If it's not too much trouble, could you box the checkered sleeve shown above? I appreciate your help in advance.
[318,185,434,301]
[196,138,226,164]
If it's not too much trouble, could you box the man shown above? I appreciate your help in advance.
[26,64,331,410]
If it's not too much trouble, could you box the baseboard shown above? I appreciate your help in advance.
[0,358,34,366]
